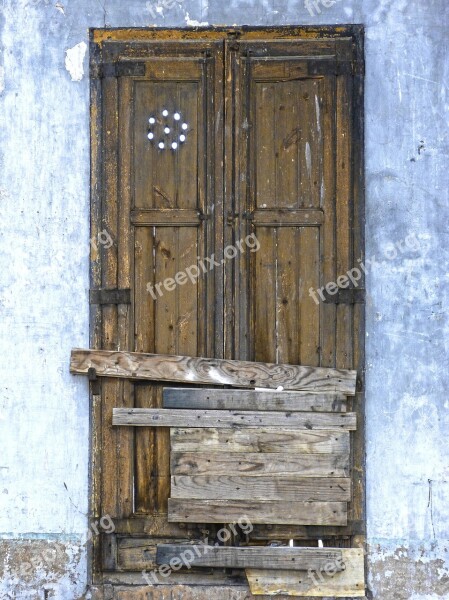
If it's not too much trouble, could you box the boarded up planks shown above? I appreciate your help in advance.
[171,476,351,501]
[171,451,349,477]
[70,349,357,394]
[163,388,347,412]
[112,408,356,429]
[170,427,350,454]
[158,386,355,526]
[246,548,365,596]
[167,499,347,525]
[156,545,344,571]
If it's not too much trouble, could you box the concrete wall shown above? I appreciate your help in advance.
[0,0,448,598]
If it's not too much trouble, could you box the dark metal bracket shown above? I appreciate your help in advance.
[89,289,131,305]
[88,367,101,395]
[323,288,365,304]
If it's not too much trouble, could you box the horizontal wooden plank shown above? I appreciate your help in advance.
[163,388,346,412]
[130,208,201,226]
[170,428,350,454]
[156,545,344,572]
[251,208,324,226]
[167,499,347,525]
[113,408,357,429]
[171,452,349,477]
[70,349,357,394]
[246,548,365,596]
[170,476,351,501]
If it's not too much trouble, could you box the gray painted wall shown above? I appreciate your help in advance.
[0,0,448,598]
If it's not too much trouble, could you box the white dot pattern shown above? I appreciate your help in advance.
[147,111,189,151]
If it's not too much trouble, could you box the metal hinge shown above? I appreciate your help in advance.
[92,61,146,79]
[89,288,131,305]
[88,367,101,395]
[323,288,365,305]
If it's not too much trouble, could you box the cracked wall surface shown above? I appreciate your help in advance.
[0,0,448,598]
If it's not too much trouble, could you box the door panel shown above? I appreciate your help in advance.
[129,48,223,525]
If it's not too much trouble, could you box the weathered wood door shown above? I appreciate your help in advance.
[89,26,364,593]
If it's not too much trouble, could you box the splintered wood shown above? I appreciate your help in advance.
[70,349,357,394]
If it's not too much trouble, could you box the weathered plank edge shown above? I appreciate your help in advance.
[155,544,344,571]
[112,408,357,429]
[70,349,357,394]
[245,548,365,597]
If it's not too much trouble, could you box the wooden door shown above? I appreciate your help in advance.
[89,26,364,590]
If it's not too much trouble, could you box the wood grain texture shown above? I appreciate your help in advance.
[163,388,346,412]
[170,427,350,454]
[170,475,351,501]
[246,548,365,596]
[167,499,347,525]
[156,545,343,571]
[113,408,356,429]
[171,451,349,477]
[70,349,357,394]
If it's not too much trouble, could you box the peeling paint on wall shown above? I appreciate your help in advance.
[183,11,209,26]
[64,41,87,82]
[368,542,449,599]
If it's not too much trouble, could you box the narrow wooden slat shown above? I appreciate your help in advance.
[163,388,346,412]
[246,548,365,597]
[113,408,356,429]
[168,499,347,525]
[252,208,324,226]
[170,427,350,454]
[171,452,349,477]
[170,475,351,501]
[70,349,357,394]
[156,545,343,572]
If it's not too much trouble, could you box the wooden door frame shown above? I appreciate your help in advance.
[88,24,365,588]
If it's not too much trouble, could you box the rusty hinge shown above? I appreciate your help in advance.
[89,288,131,305]
[92,61,146,79]
[323,288,365,304]
[88,367,101,395]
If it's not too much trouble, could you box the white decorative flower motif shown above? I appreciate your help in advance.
[147,110,189,151]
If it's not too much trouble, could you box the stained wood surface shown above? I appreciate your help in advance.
[171,451,349,477]
[171,476,351,501]
[168,499,347,525]
[156,545,344,571]
[70,349,357,394]
[163,388,347,412]
[170,427,350,454]
[246,548,365,596]
[113,408,356,429]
